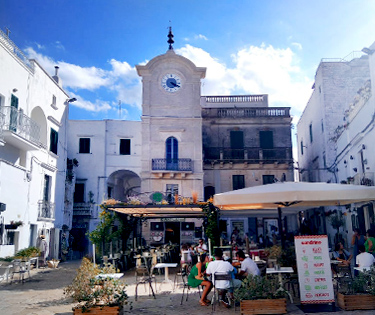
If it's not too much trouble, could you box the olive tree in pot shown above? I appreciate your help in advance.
[64,257,128,314]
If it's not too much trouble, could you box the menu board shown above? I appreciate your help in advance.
[295,235,334,304]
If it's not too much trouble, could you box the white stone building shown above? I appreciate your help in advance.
[335,41,375,243]
[296,46,374,245]
[0,30,70,258]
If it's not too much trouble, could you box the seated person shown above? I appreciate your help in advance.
[356,244,375,268]
[180,243,192,267]
[234,249,260,279]
[206,248,241,308]
[187,253,213,306]
[332,242,352,266]
[195,239,208,254]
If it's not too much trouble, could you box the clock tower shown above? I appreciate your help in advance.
[136,29,206,201]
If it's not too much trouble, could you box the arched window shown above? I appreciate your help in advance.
[166,137,178,170]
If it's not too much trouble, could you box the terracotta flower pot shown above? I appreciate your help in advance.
[73,306,120,315]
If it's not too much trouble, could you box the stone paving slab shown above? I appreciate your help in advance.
[0,259,375,315]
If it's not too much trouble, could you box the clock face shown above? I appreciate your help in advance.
[161,73,182,93]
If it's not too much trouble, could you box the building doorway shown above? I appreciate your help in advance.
[164,222,180,245]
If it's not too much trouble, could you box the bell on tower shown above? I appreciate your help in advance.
[167,26,174,50]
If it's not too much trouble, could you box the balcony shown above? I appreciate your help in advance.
[73,203,94,216]
[152,158,193,172]
[202,107,290,119]
[203,147,292,164]
[0,112,5,146]
[38,200,55,221]
[1,106,41,150]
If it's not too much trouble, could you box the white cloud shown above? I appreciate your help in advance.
[195,34,208,41]
[55,41,65,50]
[68,92,112,112]
[291,42,303,50]
[177,43,312,116]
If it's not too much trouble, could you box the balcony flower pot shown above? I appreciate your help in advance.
[5,224,18,230]
[234,275,287,315]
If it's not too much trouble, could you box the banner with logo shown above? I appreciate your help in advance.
[295,235,334,304]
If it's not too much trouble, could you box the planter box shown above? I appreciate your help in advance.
[337,292,375,311]
[5,224,18,230]
[73,306,120,315]
[240,298,287,315]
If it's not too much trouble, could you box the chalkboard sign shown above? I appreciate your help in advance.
[295,235,334,305]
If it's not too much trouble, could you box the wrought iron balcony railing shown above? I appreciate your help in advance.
[203,147,292,163]
[1,106,41,145]
[38,200,55,220]
[73,203,94,216]
[152,158,193,172]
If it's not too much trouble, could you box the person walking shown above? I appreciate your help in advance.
[38,235,49,267]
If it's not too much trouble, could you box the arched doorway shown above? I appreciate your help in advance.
[107,170,141,201]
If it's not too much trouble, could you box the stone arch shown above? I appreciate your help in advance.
[30,106,47,147]
[107,170,141,202]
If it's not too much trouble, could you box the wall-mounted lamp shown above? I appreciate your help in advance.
[353,167,358,172]
[12,88,18,93]
[362,144,366,150]
[350,155,354,160]
[66,98,77,103]
[344,160,347,164]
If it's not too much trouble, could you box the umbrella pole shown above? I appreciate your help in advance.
[278,207,285,249]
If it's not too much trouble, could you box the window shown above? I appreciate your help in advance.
[10,94,19,132]
[309,124,313,143]
[232,175,245,190]
[166,137,178,170]
[119,139,131,155]
[300,141,304,155]
[50,128,58,154]
[260,130,274,159]
[79,138,91,154]
[166,184,178,204]
[43,175,51,201]
[262,175,275,185]
[51,95,57,108]
[74,183,85,203]
[230,131,244,159]
[107,186,113,199]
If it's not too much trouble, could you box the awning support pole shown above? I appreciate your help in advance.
[278,207,286,249]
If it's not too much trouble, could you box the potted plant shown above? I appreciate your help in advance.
[265,245,283,268]
[5,220,23,229]
[14,246,40,261]
[234,274,287,314]
[64,257,128,314]
[337,266,375,310]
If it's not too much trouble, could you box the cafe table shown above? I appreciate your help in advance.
[154,263,178,291]
[266,267,294,303]
[95,273,124,280]
[354,266,372,273]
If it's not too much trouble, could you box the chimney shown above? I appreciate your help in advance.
[52,65,62,87]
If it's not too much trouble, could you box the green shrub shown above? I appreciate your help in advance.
[14,246,40,259]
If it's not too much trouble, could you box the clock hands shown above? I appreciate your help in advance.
[170,81,180,88]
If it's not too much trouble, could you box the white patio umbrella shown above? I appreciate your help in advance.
[213,181,375,247]
[213,181,375,210]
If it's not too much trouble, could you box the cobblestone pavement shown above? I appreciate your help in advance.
[0,260,374,315]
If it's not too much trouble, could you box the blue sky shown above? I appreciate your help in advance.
[1,0,375,126]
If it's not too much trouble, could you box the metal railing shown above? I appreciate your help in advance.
[202,107,290,118]
[0,106,41,145]
[38,200,55,220]
[0,29,34,72]
[203,147,292,163]
[0,111,4,140]
[73,203,94,216]
[152,158,193,171]
[204,95,266,103]
[354,172,374,186]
